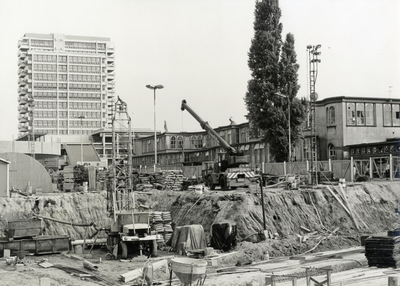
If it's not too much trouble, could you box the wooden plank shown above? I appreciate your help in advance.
[120,268,143,283]
[338,184,370,230]
[209,251,238,260]
[39,277,50,286]
[326,186,359,230]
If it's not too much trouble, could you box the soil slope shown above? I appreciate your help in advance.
[0,182,399,254]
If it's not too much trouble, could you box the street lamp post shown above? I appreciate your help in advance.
[275,92,291,162]
[78,115,86,165]
[146,84,164,172]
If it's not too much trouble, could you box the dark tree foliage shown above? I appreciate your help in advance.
[73,165,88,185]
[244,0,306,162]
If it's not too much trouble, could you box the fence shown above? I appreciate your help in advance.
[139,155,399,183]
[262,155,399,182]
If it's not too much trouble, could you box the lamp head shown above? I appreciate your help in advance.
[146,84,164,90]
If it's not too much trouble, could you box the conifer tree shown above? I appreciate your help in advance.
[244,0,306,162]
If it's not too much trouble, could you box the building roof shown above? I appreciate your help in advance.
[316,96,400,105]
[63,144,100,165]
[23,33,110,42]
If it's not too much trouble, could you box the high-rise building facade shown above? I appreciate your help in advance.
[17,33,115,137]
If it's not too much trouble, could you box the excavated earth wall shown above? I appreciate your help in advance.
[170,182,400,239]
[0,182,399,252]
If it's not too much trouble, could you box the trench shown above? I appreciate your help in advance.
[1,181,399,258]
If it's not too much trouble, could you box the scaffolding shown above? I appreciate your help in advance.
[108,96,134,221]
[307,45,321,184]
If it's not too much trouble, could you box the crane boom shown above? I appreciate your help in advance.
[181,99,238,155]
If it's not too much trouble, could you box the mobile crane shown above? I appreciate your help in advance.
[181,99,255,190]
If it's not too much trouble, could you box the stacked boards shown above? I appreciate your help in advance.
[150,211,173,243]
[365,232,400,268]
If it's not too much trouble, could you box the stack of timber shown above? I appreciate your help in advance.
[365,234,400,268]
[162,212,173,242]
[63,166,75,192]
[150,211,173,243]
[161,171,184,191]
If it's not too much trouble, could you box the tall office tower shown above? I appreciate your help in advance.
[17,33,115,138]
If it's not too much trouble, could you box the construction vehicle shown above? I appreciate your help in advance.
[106,97,160,260]
[181,99,256,190]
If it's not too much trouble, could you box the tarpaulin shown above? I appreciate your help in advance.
[210,221,237,251]
[168,225,206,253]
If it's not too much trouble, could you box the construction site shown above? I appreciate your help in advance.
[0,98,400,286]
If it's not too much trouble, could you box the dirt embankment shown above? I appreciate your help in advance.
[172,182,400,238]
[0,182,399,258]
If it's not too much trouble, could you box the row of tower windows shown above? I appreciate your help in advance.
[33,73,102,82]
[33,110,103,119]
[32,54,103,64]
[34,120,101,128]
[35,101,102,110]
[33,92,102,100]
[31,40,53,48]
[33,64,102,74]
[33,82,102,91]
[65,41,96,50]
[34,129,98,135]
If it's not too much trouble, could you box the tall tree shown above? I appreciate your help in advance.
[244,0,305,162]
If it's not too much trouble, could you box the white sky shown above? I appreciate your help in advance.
[0,0,399,140]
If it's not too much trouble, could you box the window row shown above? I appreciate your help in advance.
[69,120,101,127]
[34,110,103,119]
[65,41,96,50]
[67,102,101,110]
[69,74,101,82]
[170,136,184,150]
[346,103,374,126]
[34,110,57,118]
[36,101,58,109]
[34,64,57,72]
[34,82,57,89]
[69,65,101,73]
[190,135,203,149]
[69,84,102,91]
[31,40,53,48]
[69,111,105,119]
[34,92,58,99]
[34,101,101,110]
[69,56,101,64]
[33,92,101,100]
[346,103,400,127]
[33,73,57,81]
[33,54,57,62]
[34,120,101,128]
[383,103,400,127]
[33,82,103,91]
[69,93,102,100]
[33,129,94,135]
